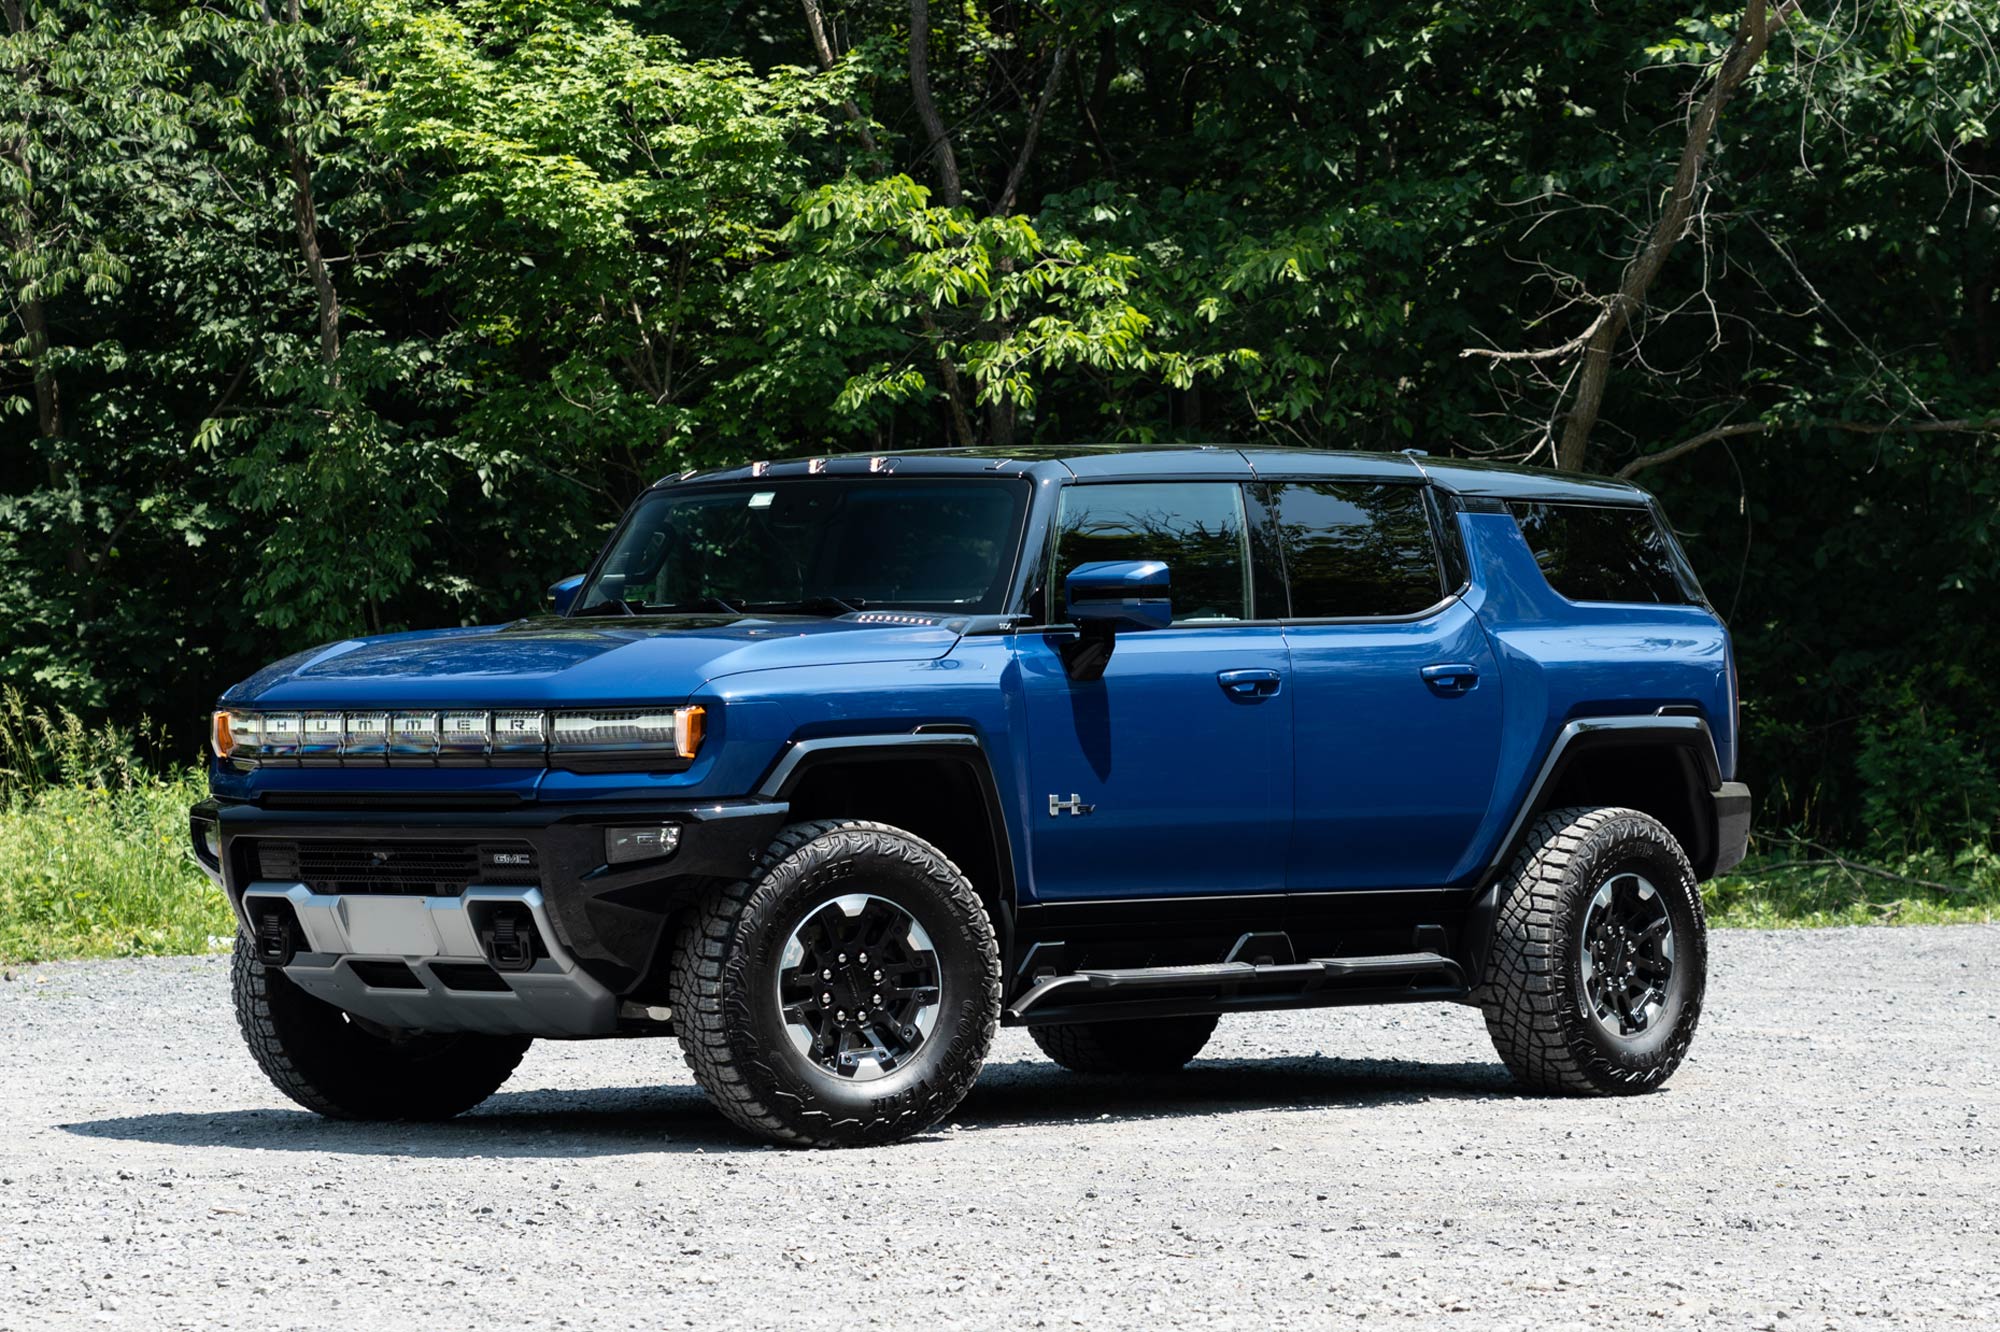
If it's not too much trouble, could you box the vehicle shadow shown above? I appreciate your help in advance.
[59,1054,1514,1160]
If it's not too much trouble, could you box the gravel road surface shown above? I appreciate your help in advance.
[2,926,1995,1331]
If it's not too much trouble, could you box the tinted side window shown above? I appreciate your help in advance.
[1054,482,1248,623]
[1510,502,1694,604]
[1267,482,1444,618]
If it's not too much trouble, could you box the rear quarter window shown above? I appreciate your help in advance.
[1509,501,1699,605]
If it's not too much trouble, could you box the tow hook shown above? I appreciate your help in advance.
[250,901,299,968]
[479,907,538,973]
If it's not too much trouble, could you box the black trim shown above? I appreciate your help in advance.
[753,730,1021,967]
[1485,716,1722,879]
[755,732,985,800]
[1712,781,1752,875]
[1460,719,1740,989]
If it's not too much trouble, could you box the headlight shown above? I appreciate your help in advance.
[208,705,707,770]
[550,708,705,761]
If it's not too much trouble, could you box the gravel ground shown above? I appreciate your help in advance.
[2,926,1995,1331]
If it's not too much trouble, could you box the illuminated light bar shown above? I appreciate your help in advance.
[301,712,345,763]
[550,709,680,754]
[229,710,262,760]
[261,713,303,763]
[343,712,389,760]
[209,706,707,769]
[549,706,707,769]
[438,711,491,764]
[389,712,440,759]
[491,710,547,765]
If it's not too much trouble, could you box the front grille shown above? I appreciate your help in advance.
[251,839,540,897]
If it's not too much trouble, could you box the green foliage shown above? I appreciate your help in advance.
[2,0,1996,883]
[0,693,228,963]
[762,174,1255,439]
[1856,675,1999,851]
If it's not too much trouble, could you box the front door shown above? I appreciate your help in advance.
[1015,481,1292,903]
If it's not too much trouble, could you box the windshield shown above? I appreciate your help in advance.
[575,477,1031,617]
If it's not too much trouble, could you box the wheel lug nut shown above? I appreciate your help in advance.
[821,969,832,981]
[873,969,883,981]
[838,953,847,964]
[872,993,882,1005]
[822,992,833,1004]
[837,1010,847,1022]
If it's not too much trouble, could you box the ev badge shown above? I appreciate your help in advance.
[1048,793,1095,817]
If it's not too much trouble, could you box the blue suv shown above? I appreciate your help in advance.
[192,446,1750,1146]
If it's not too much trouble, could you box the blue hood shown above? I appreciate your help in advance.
[222,615,965,709]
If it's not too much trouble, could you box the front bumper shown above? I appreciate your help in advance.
[192,796,788,1037]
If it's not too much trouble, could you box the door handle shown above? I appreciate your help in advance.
[1218,668,1283,699]
[1421,663,1480,696]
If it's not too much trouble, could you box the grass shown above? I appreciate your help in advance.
[0,767,235,965]
[1703,849,2000,929]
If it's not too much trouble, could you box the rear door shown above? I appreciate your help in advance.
[1260,478,1505,891]
[1014,480,1292,903]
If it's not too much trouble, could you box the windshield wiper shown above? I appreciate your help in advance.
[573,594,747,617]
[763,594,867,617]
[571,598,638,617]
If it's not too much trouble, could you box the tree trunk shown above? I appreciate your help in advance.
[907,0,962,207]
[1554,2,1786,469]
[261,0,342,380]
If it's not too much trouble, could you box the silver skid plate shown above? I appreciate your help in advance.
[239,884,616,1038]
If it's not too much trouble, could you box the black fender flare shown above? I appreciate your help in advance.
[754,730,1019,970]
[1462,714,1724,987]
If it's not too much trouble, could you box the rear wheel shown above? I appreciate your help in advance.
[1476,806,1706,1095]
[670,819,1001,1147]
[231,939,531,1120]
[1030,1014,1218,1074]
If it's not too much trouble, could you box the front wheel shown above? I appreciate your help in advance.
[670,820,1001,1147]
[232,939,531,1120]
[1476,806,1707,1095]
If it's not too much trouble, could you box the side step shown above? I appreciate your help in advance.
[1007,951,1467,1025]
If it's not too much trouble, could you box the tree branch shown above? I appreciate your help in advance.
[992,45,1067,217]
[1616,416,2000,479]
[1554,1,1793,469]
[907,0,962,207]
[800,0,878,152]
[1460,320,1603,363]
[258,0,342,379]
[911,307,974,447]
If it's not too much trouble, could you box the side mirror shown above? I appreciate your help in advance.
[1060,560,1170,680]
[547,574,586,616]
[1065,560,1172,632]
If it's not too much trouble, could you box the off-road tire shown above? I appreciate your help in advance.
[670,819,1001,1147]
[1476,806,1707,1095]
[231,937,531,1120]
[1030,1014,1219,1074]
